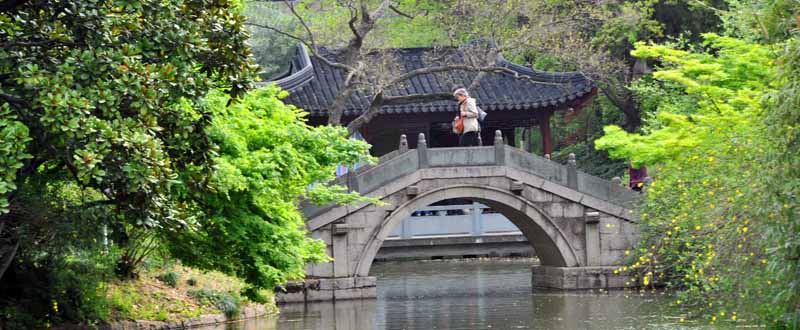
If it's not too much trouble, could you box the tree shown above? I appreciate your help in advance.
[247,0,555,134]
[167,86,371,299]
[510,0,729,132]
[595,31,798,325]
[0,0,258,279]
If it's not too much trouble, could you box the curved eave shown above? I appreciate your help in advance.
[266,45,315,91]
[303,87,597,117]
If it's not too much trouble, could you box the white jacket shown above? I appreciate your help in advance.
[459,98,479,133]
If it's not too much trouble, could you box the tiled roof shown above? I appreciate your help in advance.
[267,46,596,117]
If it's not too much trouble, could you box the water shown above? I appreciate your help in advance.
[209,259,731,330]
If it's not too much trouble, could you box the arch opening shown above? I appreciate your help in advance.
[354,184,581,277]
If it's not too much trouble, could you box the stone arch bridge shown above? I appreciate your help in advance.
[278,131,641,303]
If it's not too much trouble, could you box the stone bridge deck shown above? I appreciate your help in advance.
[279,131,641,304]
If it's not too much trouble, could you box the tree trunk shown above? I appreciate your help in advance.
[327,87,355,126]
[601,87,641,132]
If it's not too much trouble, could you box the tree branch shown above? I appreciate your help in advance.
[389,4,415,19]
[284,0,317,49]
[245,22,355,72]
[387,64,566,87]
[382,92,452,105]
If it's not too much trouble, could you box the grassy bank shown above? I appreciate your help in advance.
[0,254,278,330]
[105,263,278,323]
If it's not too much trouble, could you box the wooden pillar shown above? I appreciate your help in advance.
[539,111,553,156]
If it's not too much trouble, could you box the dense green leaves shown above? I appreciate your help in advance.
[0,106,31,214]
[596,31,798,326]
[167,86,371,299]
[0,0,260,326]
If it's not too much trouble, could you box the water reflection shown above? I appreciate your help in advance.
[216,260,727,330]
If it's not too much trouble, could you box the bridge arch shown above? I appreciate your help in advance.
[354,184,581,277]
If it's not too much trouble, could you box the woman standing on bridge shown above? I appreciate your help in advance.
[452,88,480,146]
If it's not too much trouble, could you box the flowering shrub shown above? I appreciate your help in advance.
[597,34,797,326]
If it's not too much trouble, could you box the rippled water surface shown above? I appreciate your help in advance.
[210,259,732,330]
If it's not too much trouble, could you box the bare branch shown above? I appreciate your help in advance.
[245,22,309,47]
[359,0,370,23]
[369,0,393,22]
[467,71,488,91]
[245,22,355,72]
[387,64,567,87]
[382,92,452,105]
[284,0,318,49]
[389,4,415,19]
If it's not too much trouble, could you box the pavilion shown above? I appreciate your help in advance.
[269,45,597,156]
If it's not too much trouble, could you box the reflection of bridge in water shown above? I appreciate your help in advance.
[278,131,641,304]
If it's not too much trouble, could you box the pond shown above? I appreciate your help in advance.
[209,259,732,330]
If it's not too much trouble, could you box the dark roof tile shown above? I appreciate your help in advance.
[266,46,596,116]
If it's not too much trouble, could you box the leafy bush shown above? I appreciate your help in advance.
[156,271,180,288]
[188,289,242,319]
[596,33,797,326]
[166,86,372,300]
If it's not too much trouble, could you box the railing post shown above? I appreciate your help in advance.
[401,218,411,239]
[399,134,408,153]
[567,153,578,190]
[418,133,428,168]
[471,203,483,236]
[494,130,505,166]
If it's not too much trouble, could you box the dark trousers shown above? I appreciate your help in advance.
[459,131,479,146]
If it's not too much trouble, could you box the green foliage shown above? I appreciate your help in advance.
[0,248,115,329]
[166,86,372,300]
[596,32,799,326]
[0,106,31,214]
[0,0,258,277]
[188,289,241,319]
[0,0,257,326]
[761,31,800,328]
[156,271,180,288]
[597,33,774,166]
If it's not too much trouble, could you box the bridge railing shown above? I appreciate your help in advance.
[302,131,640,219]
[386,203,521,240]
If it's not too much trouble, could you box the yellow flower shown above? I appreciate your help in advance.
[731,315,737,321]
[742,227,748,233]
[695,225,701,231]
[712,316,717,321]
[625,250,631,256]
[720,312,725,317]
[643,276,650,286]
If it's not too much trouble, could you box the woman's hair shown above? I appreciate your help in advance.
[453,88,469,98]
